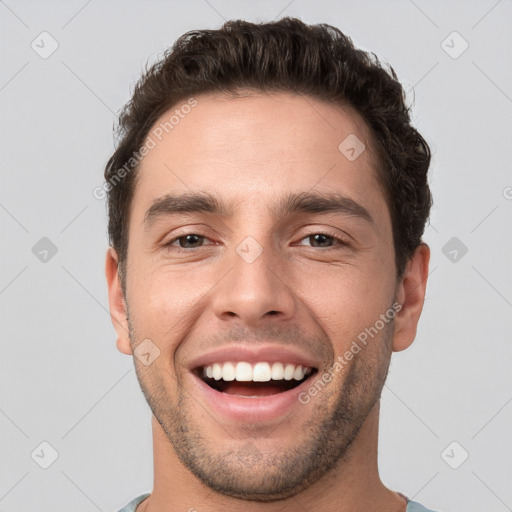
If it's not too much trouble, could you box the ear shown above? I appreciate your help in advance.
[392,243,430,352]
[105,247,132,355]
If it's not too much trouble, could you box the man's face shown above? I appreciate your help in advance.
[115,92,401,500]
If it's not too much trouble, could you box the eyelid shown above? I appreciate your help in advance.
[161,224,215,244]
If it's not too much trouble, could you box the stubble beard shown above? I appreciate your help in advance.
[128,313,393,502]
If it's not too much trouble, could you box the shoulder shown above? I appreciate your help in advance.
[115,493,151,512]
[406,500,440,512]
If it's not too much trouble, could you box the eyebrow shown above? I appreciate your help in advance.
[143,190,374,230]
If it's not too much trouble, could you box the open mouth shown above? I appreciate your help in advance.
[194,362,318,397]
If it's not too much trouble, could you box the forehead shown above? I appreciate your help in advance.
[130,91,390,230]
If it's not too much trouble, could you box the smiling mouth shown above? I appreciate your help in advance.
[194,361,318,397]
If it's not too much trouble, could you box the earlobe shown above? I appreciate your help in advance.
[116,336,132,355]
[392,243,430,352]
[105,247,133,355]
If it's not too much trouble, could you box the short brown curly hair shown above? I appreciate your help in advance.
[103,17,432,289]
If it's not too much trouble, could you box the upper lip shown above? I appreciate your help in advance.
[187,345,321,371]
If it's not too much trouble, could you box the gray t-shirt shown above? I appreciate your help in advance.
[116,492,439,511]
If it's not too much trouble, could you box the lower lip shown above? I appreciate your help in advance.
[191,373,313,423]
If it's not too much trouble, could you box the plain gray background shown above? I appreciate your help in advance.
[1,1,511,511]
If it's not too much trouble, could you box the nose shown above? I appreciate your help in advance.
[210,241,297,327]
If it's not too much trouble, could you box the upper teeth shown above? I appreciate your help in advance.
[203,362,312,382]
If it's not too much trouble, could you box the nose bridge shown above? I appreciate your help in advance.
[211,234,295,324]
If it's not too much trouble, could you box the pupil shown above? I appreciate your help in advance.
[181,234,203,248]
[312,234,331,247]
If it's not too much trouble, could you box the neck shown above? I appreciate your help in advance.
[139,402,406,512]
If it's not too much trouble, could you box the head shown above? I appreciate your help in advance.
[105,18,431,501]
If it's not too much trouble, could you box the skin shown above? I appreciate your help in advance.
[106,91,430,512]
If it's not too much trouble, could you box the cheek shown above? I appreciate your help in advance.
[298,270,392,351]
[127,269,195,354]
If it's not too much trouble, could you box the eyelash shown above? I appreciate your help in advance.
[163,230,350,252]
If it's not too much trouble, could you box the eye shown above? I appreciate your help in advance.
[164,233,211,250]
[163,231,349,252]
[296,232,349,249]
